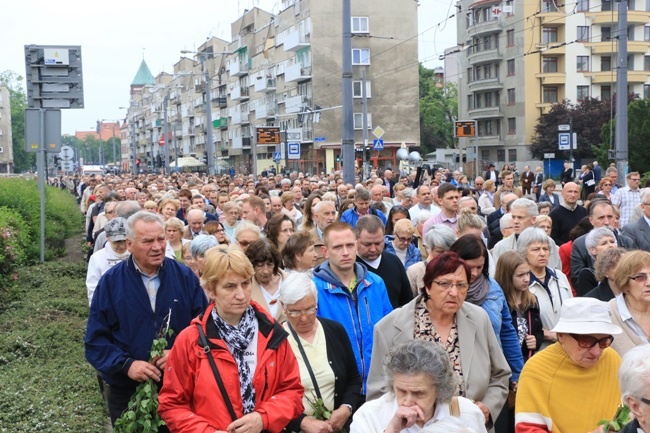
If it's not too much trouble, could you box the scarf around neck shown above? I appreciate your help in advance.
[211,305,257,414]
[466,274,490,306]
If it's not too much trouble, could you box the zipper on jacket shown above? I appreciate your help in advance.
[346,294,365,385]
[364,297,371,325]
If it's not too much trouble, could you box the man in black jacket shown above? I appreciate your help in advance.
[487,192,519,249]
[354,215,413,308]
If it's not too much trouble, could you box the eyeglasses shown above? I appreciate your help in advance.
[629,273,649,283]
[630,178,641,181]
[238,240,253,247]
[603,183,612,187]
[569,334,614,349]
[285,306,317,318]
[396,235,414,243]
[215,229,225,233]
[640,397,650,405]
[433,280,469,291]
[254,261,275,269]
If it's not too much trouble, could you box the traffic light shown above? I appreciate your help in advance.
[364,149,371,162]
[336,154,340,163]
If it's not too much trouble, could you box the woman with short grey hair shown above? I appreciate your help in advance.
[190,234,219,277]
[279,273,361,433]
[617,344,650,432]
[351,340,486,433]
[577,227,617,296]
[407,225,457,296]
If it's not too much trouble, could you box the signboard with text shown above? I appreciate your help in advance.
[454,120,477,138]
[256,126,281,145]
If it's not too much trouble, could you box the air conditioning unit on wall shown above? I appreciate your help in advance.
[0,147,4,153]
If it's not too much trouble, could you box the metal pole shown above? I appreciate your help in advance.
[253,127,258,181]
[38,109,45,263]
[615,0,629,184]
[163,95,170,175]
[362,69,369,180]
[569,116,574,162]
[150,128,154,172]
[341,0,355,185]
[175,125,179,173]
[203,57,215,176]
[131,120,137,175]
[112,124,116,169]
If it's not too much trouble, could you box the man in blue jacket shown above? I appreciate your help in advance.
[312,222,393,398]
[340,187,387,228]
[85,211,207,426]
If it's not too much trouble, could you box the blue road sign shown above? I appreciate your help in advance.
[373,139,384,150]
[273,152,281,161]
[288,142,300,160]
[314,137,326,142]
[558,133,570,150]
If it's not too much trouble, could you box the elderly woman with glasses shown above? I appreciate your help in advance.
[576,227,617,296]
[222,201,240,242]
[234,220,261,253]
[597,177,615,201]
[407,225,457,296]
[279,273,361,433]
[368,252,510,430]
[385,219,422,270]
[158,245,304,433]
[608,250,650,357]
[190,234,219,278]
[618,345,650,433]
[356,340,488,433]
[246,238,288,323]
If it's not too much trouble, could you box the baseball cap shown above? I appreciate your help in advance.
[105,217,127,242]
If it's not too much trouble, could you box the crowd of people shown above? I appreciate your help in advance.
[74,161,650,433]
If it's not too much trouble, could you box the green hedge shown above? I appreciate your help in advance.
[0,207,30,289]
[0,178,80,262]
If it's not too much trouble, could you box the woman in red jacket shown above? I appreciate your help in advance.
[158,245,304,433]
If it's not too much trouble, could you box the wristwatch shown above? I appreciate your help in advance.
[341,403,353,414]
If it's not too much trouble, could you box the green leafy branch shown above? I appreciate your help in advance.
[597,404,631,432]
[114,309,174,433]
[305,393,347,433]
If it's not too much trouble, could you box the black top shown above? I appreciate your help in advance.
[509,304,544,362]
[356,251,413,308]
[549,204,587,246]
[561,168,574,185]
[583,278,615,302]
[286,317,361,432]
[576,267,598,297]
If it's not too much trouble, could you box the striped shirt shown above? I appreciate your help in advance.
[612,186,641,227]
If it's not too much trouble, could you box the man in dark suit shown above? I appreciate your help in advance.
[382,169,396,198]
[621,194,650,251]
[561,160,574,187]
[484,163,500,186]
[533,166,544,201]
[520,165,535,195]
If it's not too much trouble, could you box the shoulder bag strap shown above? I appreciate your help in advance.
[196,323,238,422]
[527,310,534,359]
[449,396,460,417]
[287,322,322,400]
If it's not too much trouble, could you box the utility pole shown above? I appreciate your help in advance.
[341,0,355,185]
[202,55,215,177]
[362,69,369,179]
[615,0,629,185]
[163,95,170,175]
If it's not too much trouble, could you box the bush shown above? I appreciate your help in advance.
[0,207,30,289]
[0,178,80,261]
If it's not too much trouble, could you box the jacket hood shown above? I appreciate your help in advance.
[313,261,368,288]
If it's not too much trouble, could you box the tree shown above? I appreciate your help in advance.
[529,97,613,160]
[0,70,35,172]
[419,64,457,154]
[600,98,650,173]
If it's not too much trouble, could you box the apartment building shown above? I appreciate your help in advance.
[124,0,419,175]
[452,0,650,168]
[0,86,14,173]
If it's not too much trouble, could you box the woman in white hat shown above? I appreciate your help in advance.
[515,297,622,433]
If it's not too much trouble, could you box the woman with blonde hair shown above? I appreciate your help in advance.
[478,179,496,216]
[158,198,180,222]
[281,191,303,225]
[222,201,240,242]
[164,217,189,262]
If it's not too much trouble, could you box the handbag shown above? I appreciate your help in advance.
[287,323,322,400]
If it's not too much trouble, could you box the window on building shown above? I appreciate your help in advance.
[603,0,612,10]
[543,57,558,73]
[629,55,635,71]
[541,0,558,12]
[352,80,371,98]
[507,59,515,76]
[645,56,650,71]
[601,85,611,101]
[507,30,515,47]
[645,84,650,99]
[645,26,650,41]
[475,66,483,81]
[543,86,559,103]
[577,85,590,101]
[468,94,474,110]
[485,92,493,107]
[602,27,612,41]
[507,88,516,105]
[353,113,372,129]
[352,17,369,33]
[508,149,517,161]
[542,27,558,43]
[508,118,516,134]
[484,35,492,50]
[577,0,589,11]
[482,149,490,161]
[475,93,483,108]
[352,48,370,65]
[577,26,590,42]
[577,56,589,72]
[601,56,612,71]
[497,149,506,161]
[505,0,515,15]
[467,68,473,82]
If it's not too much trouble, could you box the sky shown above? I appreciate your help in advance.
[0,0,457,135]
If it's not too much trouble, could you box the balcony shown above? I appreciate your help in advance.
[284,30,311,52]
[468,47,501,66]
[301,127,314,142]
[231,110,242,125]
[231,86,250,101]
[468,77,503,92]
[535,42,566,55]
[232,136,251,149]
[586,40,650,54]
[470,19,502,37]
[468,106,503,119]
[213,117,228,129]
[535,71,567,85]
[470,134,502,145]
[586,10,650,24]
[285,63,312,83]
[230,57,250,77]
[585,70,649,83]
[285,94,311,114]
[256,104,277,119]
[254,77,277,93]
[212,95,228,108]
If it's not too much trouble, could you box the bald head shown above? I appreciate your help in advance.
[562,182,580,206]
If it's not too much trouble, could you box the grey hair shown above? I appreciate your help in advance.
[125,211,164,240]
[354,187,370,201]
[423,224,457,251]
[116,200,142,219]
[279,272,318,306]
[421,418,475,433]
[190,235,219,259]
[402,187,415,199]
[594,247,626,282]
[510,198,539,217]
[499,213,513,232]
[619,344,650,402]
[585,227,615,252]
[314,200,335,213]
[382,340,458,404]
[415,211,433,225]
[281,178,291,186]
[516,227,550,255]
[234,220,261,239]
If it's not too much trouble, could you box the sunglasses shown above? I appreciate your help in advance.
[629,273,649,283]
[569,334,614,349]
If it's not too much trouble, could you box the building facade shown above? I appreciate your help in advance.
[0,86,14,174]
[452,0,650,170]
[124,0,419,175]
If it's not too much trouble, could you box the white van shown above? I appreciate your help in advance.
[82,165,104,176]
